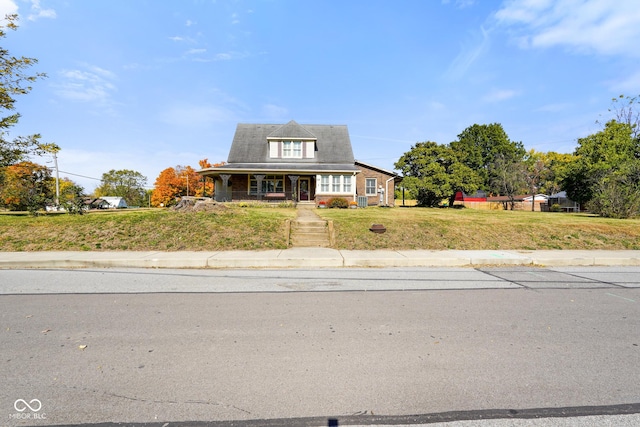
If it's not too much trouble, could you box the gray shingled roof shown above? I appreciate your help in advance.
[214,163,359,172]
[267,120,317,139]
[227,121,355,164]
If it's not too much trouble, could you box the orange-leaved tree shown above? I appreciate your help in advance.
[151,159,220,207]
[151,167,181,207]
[0,161,53,213]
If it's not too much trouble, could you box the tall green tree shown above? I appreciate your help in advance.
[604,94,640,141]
[95,169,148,206]
[395,141,482,207]
[538,151,575,196]
[490,154,527,210]
[0,15,50,170]
[450,123,525,193]
[563,120,640,217]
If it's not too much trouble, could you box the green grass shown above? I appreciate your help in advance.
[316,207,640,250]
[1,205,639,251]
[0,207,296,251]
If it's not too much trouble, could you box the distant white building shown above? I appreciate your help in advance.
[101,197,128,209]
[522,194,548,203]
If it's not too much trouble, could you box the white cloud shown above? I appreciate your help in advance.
[54,64,117,108]
[494,0,640,57]
[483,88,520,102]
[186,48,206,55]
[608,70,640,93]
[213,51,249,61]
[442,0,476,8]
[0,0,18,17]
[28,0,56,21]
[447,26,491,79]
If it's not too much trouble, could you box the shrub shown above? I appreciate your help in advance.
[327,197,349,208]
[550,203,562,212]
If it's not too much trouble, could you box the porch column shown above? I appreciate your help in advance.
[220,174,231,201]
[254,174,265,200]
[202,176,208,198]
[288,175,299,201]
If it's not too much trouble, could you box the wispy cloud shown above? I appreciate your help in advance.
[447,26,490,79]
[494,0,640,57]
[608,70,640,93]
[483,88,520,103]
[28,0,56,21]
[441,0,476,9]
[193,51,250,62]
[54,64,118,111]
[186,48,206,55]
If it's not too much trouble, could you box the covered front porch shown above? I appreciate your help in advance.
[204,173,316,203]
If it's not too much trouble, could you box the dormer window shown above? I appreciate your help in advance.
[269,139,315,159]
[282,141,302,158]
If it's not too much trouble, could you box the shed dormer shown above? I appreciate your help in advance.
[267,120,317,159]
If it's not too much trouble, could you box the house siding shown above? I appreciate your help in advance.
[199,122,399,206]
[355,163,397,206]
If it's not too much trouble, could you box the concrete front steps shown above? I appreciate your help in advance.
[290,219,331,247]
[290,203,332,247]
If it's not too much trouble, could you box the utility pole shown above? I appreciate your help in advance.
[53,150,60,206]
[182,174,190,197]
[42,143,61,207]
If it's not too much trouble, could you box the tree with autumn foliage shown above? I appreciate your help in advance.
[151,159,219,207]
[151,167,181,207]
[0,161,53,213]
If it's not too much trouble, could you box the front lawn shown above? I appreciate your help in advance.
[317,207,640,250]
[1,205,639,251]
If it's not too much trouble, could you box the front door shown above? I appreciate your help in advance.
[298,177,310,201]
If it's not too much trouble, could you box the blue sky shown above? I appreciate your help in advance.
[3,0,640,191]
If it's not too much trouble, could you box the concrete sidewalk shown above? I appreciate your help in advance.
[1,249,640,269]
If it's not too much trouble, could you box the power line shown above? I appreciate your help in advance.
[57,170,103,181]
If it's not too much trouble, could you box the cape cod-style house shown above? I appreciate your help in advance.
[197,120,400,206]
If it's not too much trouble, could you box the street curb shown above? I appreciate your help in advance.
[1,250,640,269]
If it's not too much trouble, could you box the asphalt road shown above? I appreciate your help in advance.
[1,267,639,426]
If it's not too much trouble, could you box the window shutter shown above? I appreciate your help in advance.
[305,141,315,158]
[269,141,279,158]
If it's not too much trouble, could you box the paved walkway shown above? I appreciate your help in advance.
[295,202,324,221]
[1,249,640,269]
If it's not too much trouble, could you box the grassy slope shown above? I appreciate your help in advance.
[1,206,639,251]
[317,207,640,250]
[0,208,296,251]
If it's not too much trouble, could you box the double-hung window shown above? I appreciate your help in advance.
[365,178,377,196]
[282,141,302,158]
[343,176,352,192]
[320,176,330,192]
[332,176,341,192]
